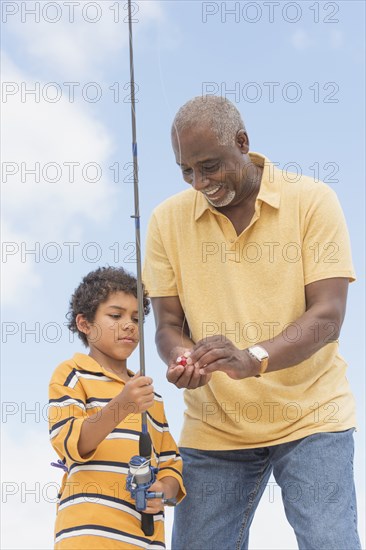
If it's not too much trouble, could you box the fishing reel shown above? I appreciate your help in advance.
[126,455,160,511]
[126,455,177,512]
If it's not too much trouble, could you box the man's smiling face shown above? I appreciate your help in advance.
[172,124,249,208]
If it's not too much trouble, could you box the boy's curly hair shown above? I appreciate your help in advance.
[67,266,150,347]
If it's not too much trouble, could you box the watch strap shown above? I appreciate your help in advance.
[247,346,269,377]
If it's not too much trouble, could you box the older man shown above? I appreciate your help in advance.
[143,96,361,550]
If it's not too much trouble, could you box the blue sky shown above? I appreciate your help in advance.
[1,1,365,548]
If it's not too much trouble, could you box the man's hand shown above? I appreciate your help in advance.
[167,346,211,389]
[188,336,258,379]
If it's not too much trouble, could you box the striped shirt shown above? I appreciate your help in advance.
[49,353,185,549]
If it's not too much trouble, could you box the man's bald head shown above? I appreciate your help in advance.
[171,95,246,147]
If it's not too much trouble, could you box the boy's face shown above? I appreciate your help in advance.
[82,291,139,361]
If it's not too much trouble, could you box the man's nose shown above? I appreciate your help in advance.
[191,169,210,191]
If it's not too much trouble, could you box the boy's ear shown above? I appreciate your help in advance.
[76,314,91,336]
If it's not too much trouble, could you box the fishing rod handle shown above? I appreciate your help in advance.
[141,513,154,537]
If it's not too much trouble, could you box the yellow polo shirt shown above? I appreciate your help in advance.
[49,353,185,548]
[143,152,357,450]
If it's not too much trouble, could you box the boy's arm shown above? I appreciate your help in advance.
[49,373,154,463]
[49,380,96,466]
[77,373,154,458]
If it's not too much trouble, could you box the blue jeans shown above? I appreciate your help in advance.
[172,430,361,550]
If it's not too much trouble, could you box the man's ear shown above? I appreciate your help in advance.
[236,129,249,154]
[76,314,91,337]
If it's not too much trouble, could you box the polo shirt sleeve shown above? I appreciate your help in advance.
[49,381,97,466]
[302,184,356,286]
[156,411,186,504]
[143,211,178,297]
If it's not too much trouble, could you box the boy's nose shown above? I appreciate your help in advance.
[123,321,136,333]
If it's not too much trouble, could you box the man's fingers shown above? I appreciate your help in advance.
[187,340,226,365]
[185,364,206,388]
[192,348,225,369]
[167,364,198,389]
[175,366,195,389]
[199,363,217,375]
[167,363,211,389]
[167,365,185,383]
[198,357,227,375]
[186,375,205,389]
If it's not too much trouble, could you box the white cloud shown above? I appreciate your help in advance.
[1,428,63,549]
[290,29,314,51]
[1,1,166,308]
[2,53,116,234]
[1,52,118,306]
[290,29,345,52]
[4,0,164,81]
[1,221,42,304]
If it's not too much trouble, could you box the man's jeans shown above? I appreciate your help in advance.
[172,430,361,550]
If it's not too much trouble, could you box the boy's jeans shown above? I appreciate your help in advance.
[172,429,361,550]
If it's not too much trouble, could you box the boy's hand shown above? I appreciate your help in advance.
[143,477,180,514]
[119,373,154,414]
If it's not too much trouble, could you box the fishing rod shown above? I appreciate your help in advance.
[126,1,177,535]
[126,0,154,537]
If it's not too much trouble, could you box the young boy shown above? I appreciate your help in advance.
[48,267,185,549]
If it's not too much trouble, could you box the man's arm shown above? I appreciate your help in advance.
[152,296,211,389]
[262,277,348,371]
[191,277,349,379]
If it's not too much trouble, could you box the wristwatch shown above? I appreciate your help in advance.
[247,345,269,377]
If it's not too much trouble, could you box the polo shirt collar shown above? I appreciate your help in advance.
[73,353,103,372]
[73,353,134,380]
[194,151,281,221]
[254,152,281,209]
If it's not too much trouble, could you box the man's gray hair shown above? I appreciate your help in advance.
[172,95,246,146]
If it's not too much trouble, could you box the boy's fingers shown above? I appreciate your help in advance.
[144,500,164,514]
[130,374,153,386]
[139,375,153,384]
[143,396,155,407]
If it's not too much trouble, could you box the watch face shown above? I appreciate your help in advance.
[250,346,269,361]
